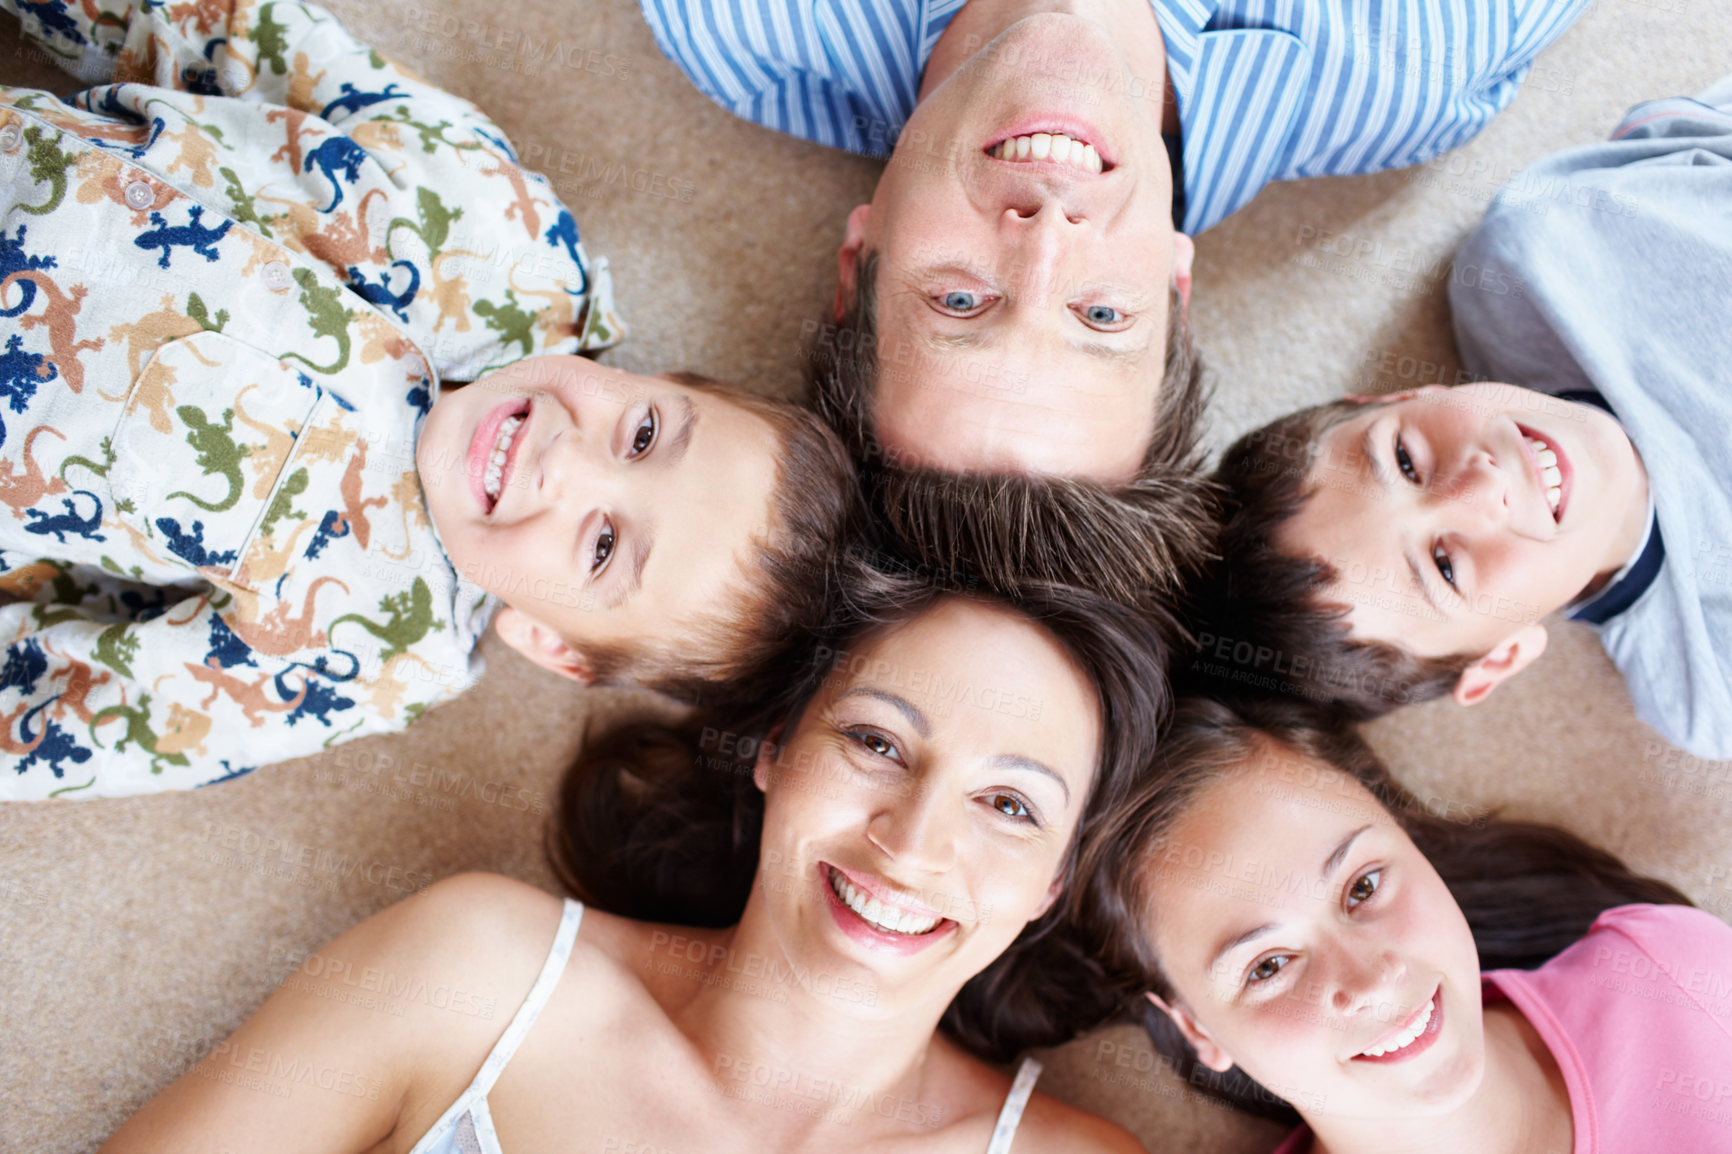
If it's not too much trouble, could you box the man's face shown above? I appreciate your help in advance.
[1283,385,1648,661]
[417,355,780,678]
[844,10,1188,483]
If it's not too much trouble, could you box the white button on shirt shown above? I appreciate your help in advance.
[123,179,154,209]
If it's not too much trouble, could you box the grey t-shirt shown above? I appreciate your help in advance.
[1451,77,1732,759]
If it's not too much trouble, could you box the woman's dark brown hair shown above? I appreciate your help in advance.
[805,254,1218,607]
[1076,695,1693,1124]
[548,559,1180,1060]
[1184,399,1474,719]
[573,372,863,708]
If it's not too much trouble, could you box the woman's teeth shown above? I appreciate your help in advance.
[991,133,1103,173]
[1359,997,1434,1058]
[483,414,523,504]
[827,867,939,936]
[1524,434,1563,517]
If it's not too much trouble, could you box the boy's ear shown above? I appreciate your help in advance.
[1172,230,1196,314]
[1452,623,1548,706]
[1145,991,1234,1072]
[493,606,595,684]
[833,205,871,322]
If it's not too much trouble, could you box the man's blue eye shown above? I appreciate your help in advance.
[941,291,979,312]
[1085,304,1120,325]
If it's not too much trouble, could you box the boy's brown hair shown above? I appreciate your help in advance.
[1183,398,1474,719]
[806,253,1217,608]
[577,375,862,706]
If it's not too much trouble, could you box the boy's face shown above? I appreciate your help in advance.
[1283,384,1648,664]
[417,356,780,679]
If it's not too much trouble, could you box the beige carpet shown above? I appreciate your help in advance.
[2,1,1729,1150]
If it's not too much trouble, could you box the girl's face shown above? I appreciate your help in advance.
[1141,747,1485,1120]
[751,598,1102,1015]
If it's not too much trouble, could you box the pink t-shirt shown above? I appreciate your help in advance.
[1268,904,1732,1154]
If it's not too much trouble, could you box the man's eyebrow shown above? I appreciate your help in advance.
[1070,337,1149,367]
[1322,825,1373,881]
[836,687,932,739]
[662,395,697,464]
[988,754,1072,805]
[921,329,989,353]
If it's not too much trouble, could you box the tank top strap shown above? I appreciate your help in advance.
[460,897,585,1099]
[985,1057,1043,1154]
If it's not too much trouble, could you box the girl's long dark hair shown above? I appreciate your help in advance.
[548,559,1180,1061]
[1077,695,1694,1124]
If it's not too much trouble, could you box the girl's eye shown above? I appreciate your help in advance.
[591,521,616,572]
[1432,544,1456,588]
[1395,436,1420,483]
[1248,954,1290,985]
[628,410,657,457]
[1347,868,1382,909]
[1078,303,1128,329]
[990,793,1030,820]
[938,290,985,314]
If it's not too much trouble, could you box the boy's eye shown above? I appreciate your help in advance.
[1346,868,1382,909]
[1432,544,1456,588]
[936,290,988,314]
[591,521,616,573]
[628,409,657,457]
[1248,954,1290,984]
[1394,436,1420,483]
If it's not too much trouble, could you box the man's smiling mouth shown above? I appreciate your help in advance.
[988,132,1105,173]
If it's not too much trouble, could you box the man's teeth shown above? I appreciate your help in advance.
[1525,434,1563,515]
[991,133,1103,173]
[827,867,939,936]
[483,414,523,504]
[1360,997,1434,1057]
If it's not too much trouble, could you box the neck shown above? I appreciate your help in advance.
[1307,1003,1573,1154]
[669,899,960,1143]
[921,0,1178,132]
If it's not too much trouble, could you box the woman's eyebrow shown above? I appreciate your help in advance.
[836,687,931,739]
[987,754,1071,805]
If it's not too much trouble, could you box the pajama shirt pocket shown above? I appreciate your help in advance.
[108,330,360,596]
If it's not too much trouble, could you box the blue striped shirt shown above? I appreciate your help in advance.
[640,0,1590,233]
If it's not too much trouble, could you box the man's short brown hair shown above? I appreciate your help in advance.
[806,253,1217,607]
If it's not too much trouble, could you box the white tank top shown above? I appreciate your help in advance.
[406,899,1044,1154]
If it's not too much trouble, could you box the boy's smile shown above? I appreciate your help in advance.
[1283,384,1649,663]
[417,356,780,670]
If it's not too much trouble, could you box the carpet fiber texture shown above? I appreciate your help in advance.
[1,1,1728,1150]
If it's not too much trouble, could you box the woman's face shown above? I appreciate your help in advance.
[751,597,1102,1014]
[1141,746,1485,1120]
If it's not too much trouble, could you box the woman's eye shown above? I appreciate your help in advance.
[1395,436,1420,483]
[1248,954,1290,984]
[938,290,984,314]
[990,793,1030,820]
[1432,544,1456,588]
[1347,868,1382,909]
[591,522,616,572]
[850,730,899,760]
[1078,303,1128,329]
[628,410,657,457]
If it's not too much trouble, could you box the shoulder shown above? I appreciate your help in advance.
[1010,1089,1145,1154]
[1587,902,1732,956]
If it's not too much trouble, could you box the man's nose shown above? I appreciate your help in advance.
[997,199,1079,298]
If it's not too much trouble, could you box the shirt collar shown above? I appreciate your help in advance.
[1557,390,1665,625]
